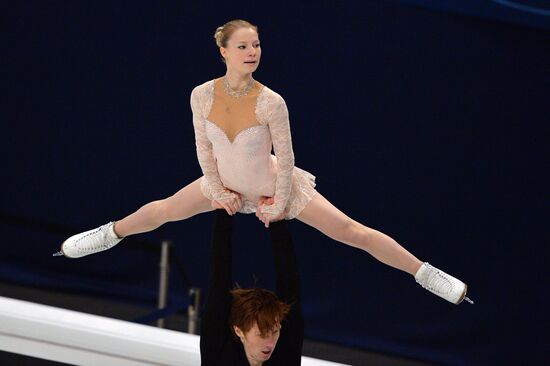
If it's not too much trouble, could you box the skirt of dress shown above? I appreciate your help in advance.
[199,166,317,219]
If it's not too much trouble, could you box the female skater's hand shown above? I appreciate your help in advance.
[212,192,242,215]
[256,196,285,228]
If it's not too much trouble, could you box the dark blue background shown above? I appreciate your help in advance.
[1,1,548,365]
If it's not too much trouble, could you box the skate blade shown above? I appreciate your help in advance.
[464,296,474,304]
[52,251,64,257]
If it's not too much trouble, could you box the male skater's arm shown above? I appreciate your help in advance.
[269,220,304,364]
[200,209,233,363]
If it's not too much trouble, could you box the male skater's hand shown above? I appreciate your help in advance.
[211,191,242,215]
[256,196,285,228]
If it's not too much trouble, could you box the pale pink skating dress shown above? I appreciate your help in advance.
[191,79,317,219]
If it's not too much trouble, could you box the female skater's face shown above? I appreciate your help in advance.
[234,322,281,363]
[221,27,261,75]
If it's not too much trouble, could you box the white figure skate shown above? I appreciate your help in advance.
[415,262,473,304]
[53,222,122,258]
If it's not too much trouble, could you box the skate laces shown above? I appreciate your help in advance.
[416,263,474,304]
[73,223,116,255]
[418,263,453,295]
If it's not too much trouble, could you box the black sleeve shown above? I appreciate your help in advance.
[200,209,233,360]
[268,220,304,364]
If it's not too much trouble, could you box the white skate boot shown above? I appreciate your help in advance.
[53,222,122,258]
[415,262,473,304]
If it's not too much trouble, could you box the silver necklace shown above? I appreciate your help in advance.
[223,77,255,98]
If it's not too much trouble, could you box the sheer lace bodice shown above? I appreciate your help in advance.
[190,79,316,218]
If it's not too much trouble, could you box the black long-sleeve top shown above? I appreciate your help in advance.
[200,210,303,365]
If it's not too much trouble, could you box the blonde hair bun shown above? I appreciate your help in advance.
[213,19,258,48]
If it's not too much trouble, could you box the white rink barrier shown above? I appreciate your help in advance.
[0,296,349,366]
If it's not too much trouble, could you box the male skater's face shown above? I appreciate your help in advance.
[235,322,281,362]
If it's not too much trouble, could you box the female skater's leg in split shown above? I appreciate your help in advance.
[54,178,213,258]
[296,193,473,304]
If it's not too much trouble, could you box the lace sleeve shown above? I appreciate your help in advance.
[190,85,236,201]
[261,93,295,216]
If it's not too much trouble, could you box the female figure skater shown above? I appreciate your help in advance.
[202,205,302,365]
[56,19,472,305]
